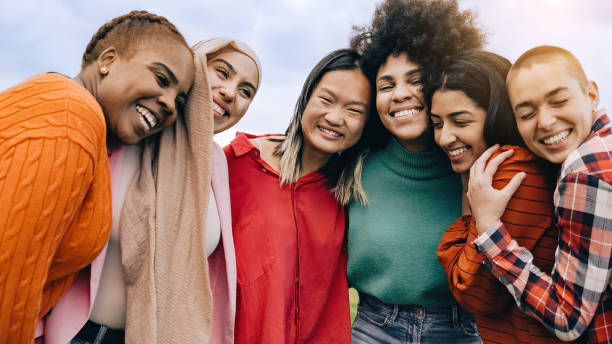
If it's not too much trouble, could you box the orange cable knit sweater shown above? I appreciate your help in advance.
[0,73,112,343]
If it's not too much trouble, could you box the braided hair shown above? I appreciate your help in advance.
[350,0,485,149]
[81,10,190,68]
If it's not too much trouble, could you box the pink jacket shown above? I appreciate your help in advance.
[35,142,237,344]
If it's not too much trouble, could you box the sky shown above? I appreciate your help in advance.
[2,0,611,146]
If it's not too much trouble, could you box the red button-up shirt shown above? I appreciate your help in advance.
[224,133,351,344]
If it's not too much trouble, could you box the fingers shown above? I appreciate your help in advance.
[501,171,526,200]
[470,144,499,180]
[483,149,515,178]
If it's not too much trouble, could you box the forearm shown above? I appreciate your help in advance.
[475,221,611,341]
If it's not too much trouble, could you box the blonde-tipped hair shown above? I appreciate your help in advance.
[273,48,373,205]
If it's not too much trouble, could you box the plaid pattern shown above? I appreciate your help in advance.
[474,110,612,343]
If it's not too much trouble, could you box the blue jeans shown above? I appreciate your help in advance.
[352,293,482,344]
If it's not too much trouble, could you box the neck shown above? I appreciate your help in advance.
[73,65,99,100]
[460,171,471,215]
[397,130,435,152]
[300,143,331,177]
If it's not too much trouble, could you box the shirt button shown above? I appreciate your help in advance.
[254,151,259,156]
[261,168,267,173]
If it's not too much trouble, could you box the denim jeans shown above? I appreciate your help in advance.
[352,292,482,344]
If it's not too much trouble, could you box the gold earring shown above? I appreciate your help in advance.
[100,67,108,75]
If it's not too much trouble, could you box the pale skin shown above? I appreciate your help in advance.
[469,59,599,235]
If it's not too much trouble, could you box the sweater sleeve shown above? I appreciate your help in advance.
[437,147,556,315]
[0,75,111,343]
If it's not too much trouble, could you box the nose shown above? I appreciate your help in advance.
[536,108,557,130]
[392,82,417,103]
[158,91,178,118]
[437,124,456,147]
[219,84,235,103]
[324,107,344,126]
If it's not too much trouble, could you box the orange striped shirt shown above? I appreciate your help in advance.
[0,73,112,343]
[437,146,566,343]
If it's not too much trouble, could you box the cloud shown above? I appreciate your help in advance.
[2,0,611,135]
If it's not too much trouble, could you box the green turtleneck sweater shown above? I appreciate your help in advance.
[347,137,462,307]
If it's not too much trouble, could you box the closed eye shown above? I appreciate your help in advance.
[551,98,568,106]
[156,72,169,87]
[216,68,229,79]
[239,87,252,98]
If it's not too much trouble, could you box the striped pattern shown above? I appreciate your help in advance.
[476,111,612,343]
[0,73,112,343]
[438,146,565,343]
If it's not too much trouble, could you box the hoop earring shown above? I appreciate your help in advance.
[100,67,109,75]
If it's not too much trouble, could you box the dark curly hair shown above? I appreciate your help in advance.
[351,0,485,149]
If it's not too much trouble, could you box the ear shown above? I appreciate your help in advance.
[587,80,599,110]
[97,47,118,73]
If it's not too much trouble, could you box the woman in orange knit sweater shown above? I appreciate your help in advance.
[0,11,194,343]
[426,51,563,343]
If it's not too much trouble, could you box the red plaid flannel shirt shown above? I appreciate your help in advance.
[475,110,612,343]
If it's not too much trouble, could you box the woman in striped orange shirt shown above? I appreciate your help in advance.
[426,51,564,344]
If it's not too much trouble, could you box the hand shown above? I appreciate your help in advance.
[467,145,526,234]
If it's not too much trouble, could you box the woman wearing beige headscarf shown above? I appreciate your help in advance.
[34,38,261,344]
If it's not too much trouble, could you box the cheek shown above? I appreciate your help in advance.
[346,116,367,141]
[375,94,388,115]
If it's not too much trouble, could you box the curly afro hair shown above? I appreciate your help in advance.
[351,0,485,149]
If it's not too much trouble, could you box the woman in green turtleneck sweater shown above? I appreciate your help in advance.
[347,1,484,343]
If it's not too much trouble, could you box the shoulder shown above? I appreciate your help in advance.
[0,73,106,158]
[562,131,612,184]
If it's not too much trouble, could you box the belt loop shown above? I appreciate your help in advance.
[452,304,459,329]
[93,325,108,344]
[389,304,399,323]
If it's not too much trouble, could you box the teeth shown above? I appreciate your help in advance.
[136,105,158,129]
[213,102,227,116]
[542,130,569,145]
[392,108,420,118]
[448,147,468,156]
[318,126,342,137]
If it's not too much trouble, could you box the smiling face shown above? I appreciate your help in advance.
[207,49,259,134]
[301,69,371,156]
[430,89,488,173]
[375,52,430,151]
[97,41,194,145]
[508,58,599,164]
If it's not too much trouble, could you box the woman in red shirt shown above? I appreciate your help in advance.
[225,49,374,343]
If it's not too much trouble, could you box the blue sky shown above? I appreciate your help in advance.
[2,0,611,145]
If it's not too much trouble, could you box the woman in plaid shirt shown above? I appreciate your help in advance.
[468,45,612,343]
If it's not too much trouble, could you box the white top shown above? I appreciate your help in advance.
[205,184,221,257]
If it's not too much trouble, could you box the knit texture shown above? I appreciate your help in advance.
[437,146,563,344]
[119,41,214,343]
[0,73,111,343]
[348,138,462,307]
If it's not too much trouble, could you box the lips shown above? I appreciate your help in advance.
[447,146,468,157]
[136,104,159,130]
[212,99,230,118]
[317,125,343,138]
[390,107,423,118]
[540,129,570,145]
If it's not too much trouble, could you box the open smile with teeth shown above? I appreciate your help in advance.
[318,126,342,138]
[448,147,468,157]
[136,104,158,130]
[541,129,570,145]
[391,107,422,118]
[213,102,229,117]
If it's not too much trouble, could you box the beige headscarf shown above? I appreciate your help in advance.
[119,38,260,343]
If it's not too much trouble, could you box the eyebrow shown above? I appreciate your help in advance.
[513,86,570,112]
[153,62,178,85]
[377,68,422,83]
[545,86,569,98]
[320,86,367,108]
[430,110,470,118]
[213,58,258,93]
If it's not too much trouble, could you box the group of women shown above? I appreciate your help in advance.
[0,0,576,343]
